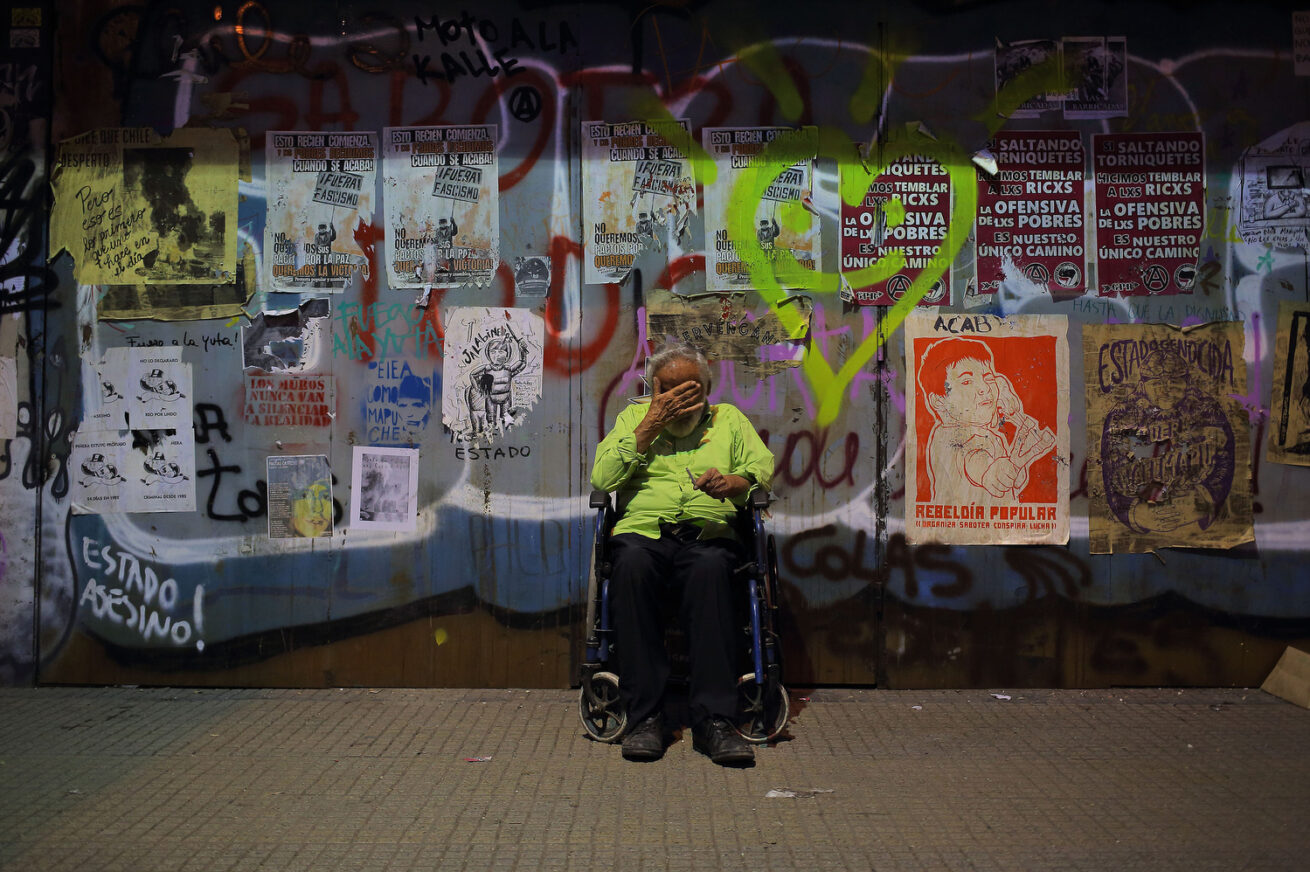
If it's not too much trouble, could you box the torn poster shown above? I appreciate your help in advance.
[350,446,419,532]
[82,354,128,431]
[581,119,696,283]
[50,127,238,285]
[0,357,16,439]
[265,131,377,292]
[123,347,192,429]
[1093,132,1205,297]
[1268,300,1310,465]
[704,127,820,291]
[976,132,1085,296]
[1061,37,1127,119]
[244,373,334,428]
[1237,124,1310,249]
[242,298,330,372]
[904,312,1069,546]
[441,307,543,439]
[71,428,196,515]
[1084,321,1253,553]
[266,454,333,539]
[98,246,255,321]
[383,124,498,288]
[644,288,810,375]
[843,154,951,306]
[365,359,435,445]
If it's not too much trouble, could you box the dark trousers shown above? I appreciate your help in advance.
[608,525,741,727]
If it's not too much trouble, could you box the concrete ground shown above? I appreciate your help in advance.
[0,686,1306,871]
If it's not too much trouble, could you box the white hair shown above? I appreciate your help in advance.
[647,342,711,388]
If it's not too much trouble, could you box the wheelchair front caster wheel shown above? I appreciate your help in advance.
[579,671,627,743]
[735,673,789,743]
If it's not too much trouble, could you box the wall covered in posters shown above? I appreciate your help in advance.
[2,0,1309,690]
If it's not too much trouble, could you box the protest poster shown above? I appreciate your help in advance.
[441,308,544,440]
[50,127,238,286]
[703,126,820,292]
[976,132,1085,296]
[71,428,195,515]
[1061,37,1127,119]
[350,446,420,532]
[1084,322,1253,553]
[134,429,197,513]
[995,38,1064,117]
[119,347,191,429]
[266,455,333,539]
[1268,300,1310,465]
[581,119,696,283]
[244,374,334,428]
[1092,132,1205,297]
[265,131,377,292]
[843,154,951,306]
[82,355,128,431]
[383,124,498,289]
[995,36,1126,120]
[1237,124,1310,250]
[1295,11,1310,76]
[71,430,133,515]
[904,312,1069,546]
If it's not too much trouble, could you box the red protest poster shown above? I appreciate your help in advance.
[976,132,1085,295]
[1092,132,1204,296]
[904,312,1070,546]
[842,155,951,306]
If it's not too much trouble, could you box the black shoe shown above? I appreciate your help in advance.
[621,714,664,761]
[692,717,755,766]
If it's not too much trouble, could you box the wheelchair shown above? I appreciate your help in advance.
[578,487,789,744]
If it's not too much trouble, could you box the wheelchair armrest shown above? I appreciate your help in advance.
[748,488,771,510]
[589,490,612,509]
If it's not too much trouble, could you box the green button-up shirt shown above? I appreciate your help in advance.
[590,401,775,540]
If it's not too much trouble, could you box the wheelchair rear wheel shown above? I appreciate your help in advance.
[579,671,627,743]
[734,673,789,743]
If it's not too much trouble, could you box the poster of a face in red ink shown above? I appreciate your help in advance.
[1092,132,1205,297]
[976,132,1085,296]
[905,312,1069,546]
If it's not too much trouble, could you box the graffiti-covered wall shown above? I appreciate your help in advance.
[3,0,1309,688]
[0,6,54,685]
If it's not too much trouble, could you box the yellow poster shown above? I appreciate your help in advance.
[50,127,239,286]
[1084,321,1254,553]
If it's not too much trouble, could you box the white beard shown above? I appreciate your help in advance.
[665,412,701,438]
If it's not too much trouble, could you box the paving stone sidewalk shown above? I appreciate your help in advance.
[0,686,1306,871]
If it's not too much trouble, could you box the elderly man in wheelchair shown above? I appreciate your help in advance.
[582,342,785,765]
